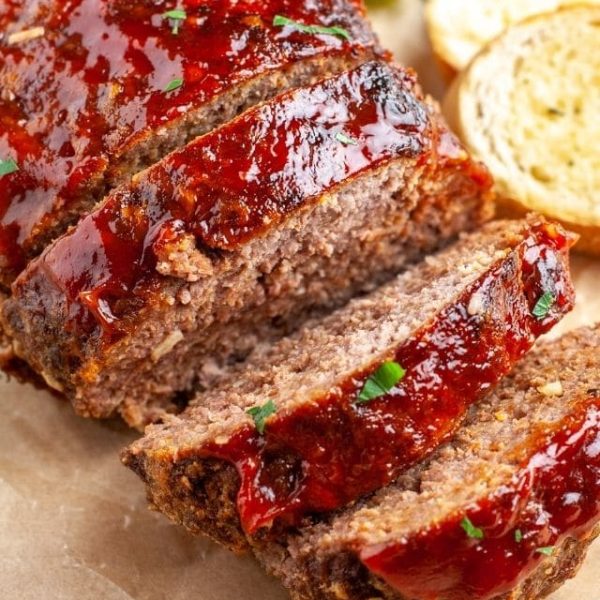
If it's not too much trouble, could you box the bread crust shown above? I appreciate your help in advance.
[441,5,600,255]
[425,0,600,77]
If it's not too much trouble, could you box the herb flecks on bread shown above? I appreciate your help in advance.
[443,5,600,254]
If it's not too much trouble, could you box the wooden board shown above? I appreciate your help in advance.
[0,1,597,598]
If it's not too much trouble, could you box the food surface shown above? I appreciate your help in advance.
[0,0,378,283]
[425,0,600,75]
[443,5,600,254]
[2,60,493,428]
[1,1,598,599]
[257,325,600,600]
[123,218,576,551]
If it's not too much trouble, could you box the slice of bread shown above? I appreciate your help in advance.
[443,5,600,255]
[425,0,600,76]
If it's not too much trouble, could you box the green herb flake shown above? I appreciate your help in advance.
[273,15,351,41]
[514,529,523,543]
[532,291,555,319]
[357,361,405,404]
[246,400,277,435]
[0,158,19,177]
[164,77,184,93]
[162,9,187,35]
[335,132,358,146]
[536,546,555,556]
[460,517,484,540]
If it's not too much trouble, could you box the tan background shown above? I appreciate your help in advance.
[1,1,598,598]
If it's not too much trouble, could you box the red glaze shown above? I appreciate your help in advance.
[0,0,375,278]
[361,398,600,600]
[15,61,472,344]
[203,221,575,534]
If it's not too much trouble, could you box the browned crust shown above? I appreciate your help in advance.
[0,291,43,386]
[124,450,247,553]
[268,525,600,600]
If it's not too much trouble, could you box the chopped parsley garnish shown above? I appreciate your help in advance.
[164,77,184,93]
[532,291,555,319]
[514,529,523,543]
[162,9,187,35]
[247,400,277,435]
[460,516,484,540]
[0,158,19,177]
[536,546,555,556]
[335,132,358,146]
[273,15,351,41]
[357,361,405,404]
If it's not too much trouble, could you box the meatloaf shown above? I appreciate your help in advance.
[0,0,379,283]
[123,217,576,551]
[2,60,494,428]
[256,325,600,600]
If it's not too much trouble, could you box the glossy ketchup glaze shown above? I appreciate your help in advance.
[203,221,575,535]
[361,398,600,600]
[0,0,375,279]
[17,61,461,344]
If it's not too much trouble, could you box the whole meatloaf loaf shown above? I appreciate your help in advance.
[0,0,379,283]
[123,217,576,551]
[257,325,600,600]
[2,60,494,428]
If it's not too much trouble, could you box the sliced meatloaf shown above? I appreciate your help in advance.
[123,217,576,551]
[0,0,379,283]
[2,60,494,428]
[257,325,600,600]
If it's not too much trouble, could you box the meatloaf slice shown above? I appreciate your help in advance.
[257,325,600,600]
[2,60,494,428]
[0,0,379,283]
[123,218,576,552]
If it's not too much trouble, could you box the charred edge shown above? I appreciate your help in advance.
[123,450,249,553]
[284,528,599,600]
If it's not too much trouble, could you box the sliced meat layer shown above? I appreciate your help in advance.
[123,218,575,551]
[257,325,600,600]
[0,0,379,283]
[2,61,493,428]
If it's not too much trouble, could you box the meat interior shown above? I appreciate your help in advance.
[135,219,524,447]
[299,326,600,554]
[77,160,490,427]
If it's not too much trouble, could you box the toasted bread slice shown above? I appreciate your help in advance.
[425,0,600,76]
[443,5,600,255]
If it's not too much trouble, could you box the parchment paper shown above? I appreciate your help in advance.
[0,2,598,598]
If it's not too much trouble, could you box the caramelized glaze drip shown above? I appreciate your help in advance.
[362,399,600,600]
[0,0,374,277]
[203,222,575,534]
